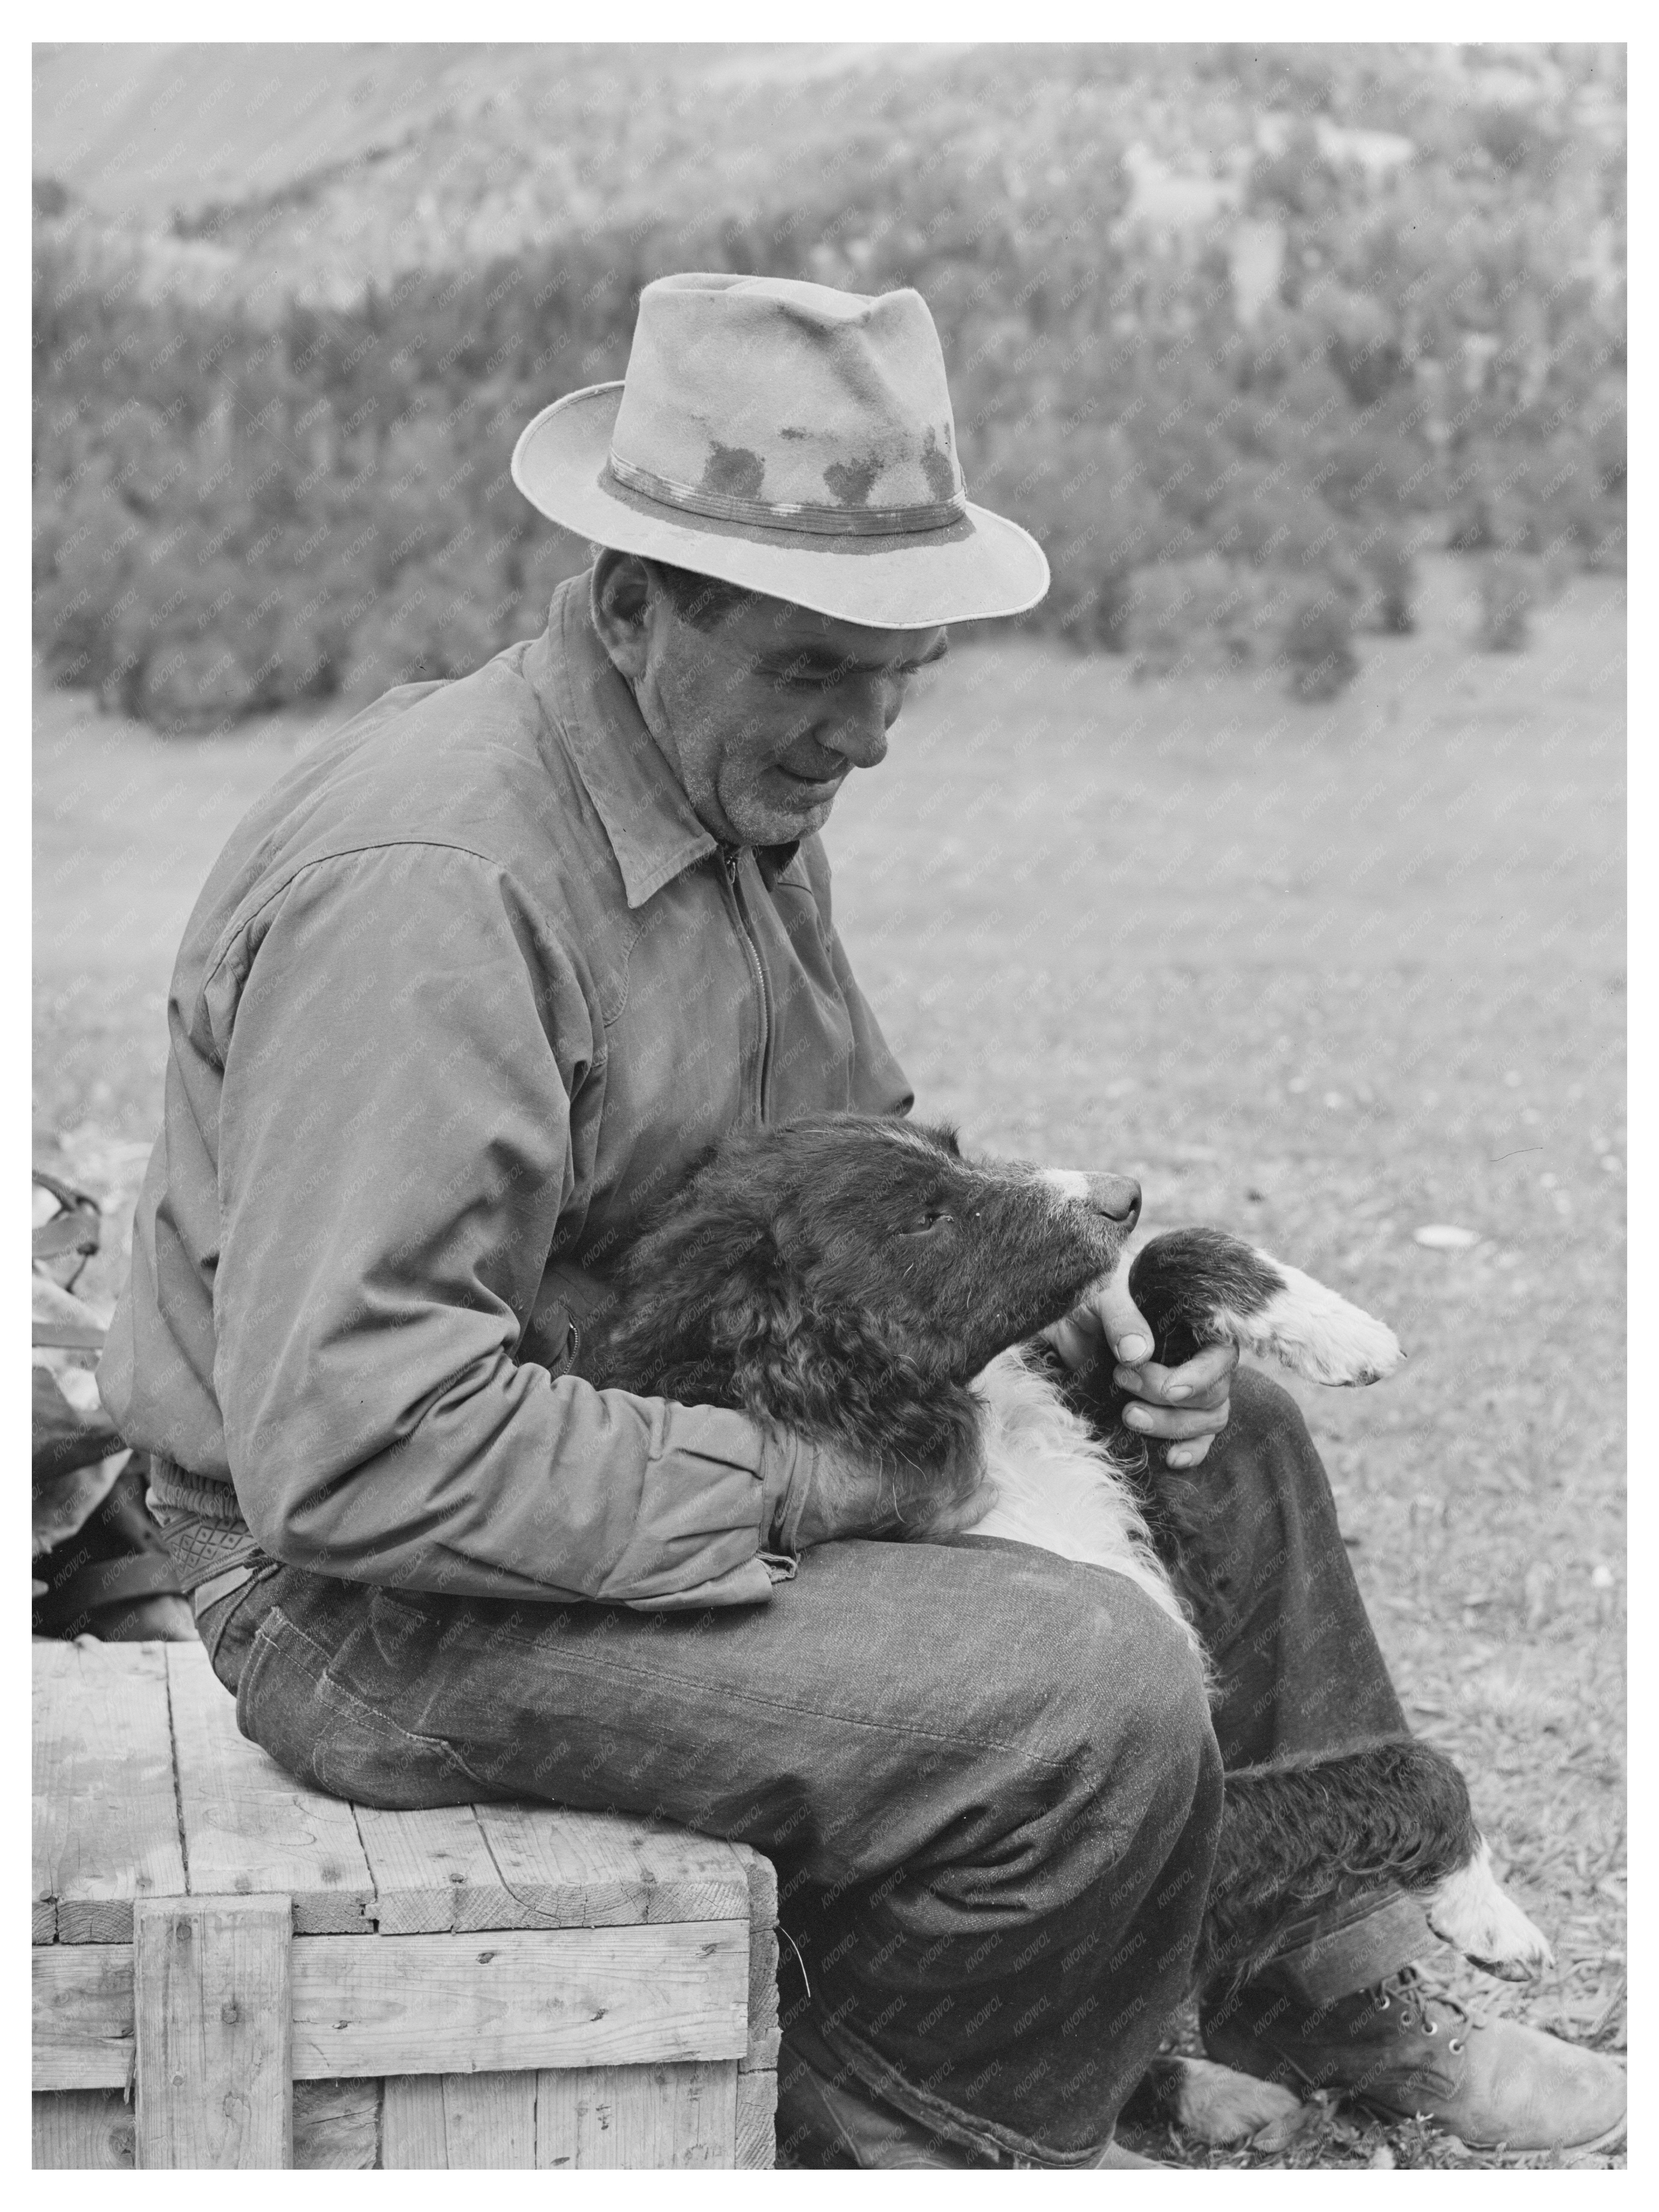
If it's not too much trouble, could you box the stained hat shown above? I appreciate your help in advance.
[511,272,1049,630]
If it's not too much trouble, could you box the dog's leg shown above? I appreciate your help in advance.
[1126,1228,1405,1388]
[1424,1835,1555,1981]
[1205,1741,1553,1989]
[1131,2055,1308,2146]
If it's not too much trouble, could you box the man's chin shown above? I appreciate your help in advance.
[730,790,838,844]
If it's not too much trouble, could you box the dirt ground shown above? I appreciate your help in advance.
[33,554,1626,2168]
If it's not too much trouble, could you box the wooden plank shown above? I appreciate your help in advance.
[32,2084,379,2169]
[33,1942,133,2090]
[354,1802,515,1935]
[34,2088,382,2176]
[736,2067,777,2170]
[436,2074,533,2167]
[36,1922,749,2097]
[379,2076,448,2168]
[535,2060,737,2168]
[362,1799,752,1935]
[739,1843,780,2070]
[166,1641,374,1934]
[294,2079,381,2169]
[133,1894,292,2169]
[31,2089,135,2169]
[383,2072,537,2168]
[290,1922,748,2079]
[475,1803,749,1927]
[33,1640,187,1944]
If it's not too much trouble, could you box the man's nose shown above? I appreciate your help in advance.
[821,679,898,769]
[1082,1173,1142,1227]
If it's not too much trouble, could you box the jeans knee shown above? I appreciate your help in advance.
[1116,1587,1215,1779]
[1039,1567,1214,1787]
[1209,1366,1338,1547]
[1226,1365,1309,1452]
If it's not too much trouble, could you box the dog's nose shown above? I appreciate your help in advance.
[1083,1173,1142,1227]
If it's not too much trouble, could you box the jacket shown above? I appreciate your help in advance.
[99,573,913,1609]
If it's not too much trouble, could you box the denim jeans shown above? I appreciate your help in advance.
[202,1368,1417,2167]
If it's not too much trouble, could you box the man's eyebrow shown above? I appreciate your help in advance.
[760,637,951,677]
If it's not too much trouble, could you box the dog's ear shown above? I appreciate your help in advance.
[579,1204,784,1400]
[726,1281,872,1435]
[704,1240,798,1407]
[734,1290,985,1527]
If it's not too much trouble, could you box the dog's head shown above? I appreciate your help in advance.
[585,1115,1140,1423]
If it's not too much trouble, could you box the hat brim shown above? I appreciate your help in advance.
[511,384,1049,630]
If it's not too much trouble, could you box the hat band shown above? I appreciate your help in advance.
[604,449,968,538]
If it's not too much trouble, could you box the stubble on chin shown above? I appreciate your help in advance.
[722,778,836,849]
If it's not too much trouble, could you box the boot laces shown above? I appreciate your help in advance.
[1376,1965,1478,2054]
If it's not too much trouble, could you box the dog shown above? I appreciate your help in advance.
[575,1110,1552,2144]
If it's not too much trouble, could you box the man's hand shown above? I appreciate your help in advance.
[781,1441,992,1550]
[1041,1276,1238,1470]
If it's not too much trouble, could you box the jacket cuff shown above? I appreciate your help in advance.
[623,1553,780,1611]
[759,1426,816,1554]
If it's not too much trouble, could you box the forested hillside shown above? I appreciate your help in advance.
[33,42,1625,727]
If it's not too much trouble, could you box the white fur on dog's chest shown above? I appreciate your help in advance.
[965,1348,1198,1650]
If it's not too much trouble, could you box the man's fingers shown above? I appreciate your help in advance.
[1166,1432,1219,1469]
[1086,1277,1154,1365]
[1112,1360,1230,1410]
[1114,1343,1239,1402]
[1164,1340,1241,1394]
[1121,1400,1230,1443]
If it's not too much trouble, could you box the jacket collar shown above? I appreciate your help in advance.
[535,575,799,910]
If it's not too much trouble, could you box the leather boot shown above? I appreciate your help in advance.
[1202,1964,1626,2153]
[775,2015,1168,2169]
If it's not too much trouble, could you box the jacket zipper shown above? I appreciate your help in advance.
[720,845,773,1123]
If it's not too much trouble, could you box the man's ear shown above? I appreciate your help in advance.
[590,551,656,682]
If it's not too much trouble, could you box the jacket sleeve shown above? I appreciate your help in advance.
[205,841,808,1606]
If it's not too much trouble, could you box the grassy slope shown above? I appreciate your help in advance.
[32,559,1625,2166]
[31,43,1006,298]
[39,44,1616,316]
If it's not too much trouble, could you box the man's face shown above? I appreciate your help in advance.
[630,581,948,848]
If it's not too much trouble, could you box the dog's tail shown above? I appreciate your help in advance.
[1127,1228,1405,1388]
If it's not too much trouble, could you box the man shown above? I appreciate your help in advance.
[102,273,1623,2167]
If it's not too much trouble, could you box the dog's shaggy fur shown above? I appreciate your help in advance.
[1202,1738,1481,1987]
[576,1110,1552,2140]
[580,1114,1142,1541]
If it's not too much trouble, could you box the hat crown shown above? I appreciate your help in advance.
[608,273,966,533]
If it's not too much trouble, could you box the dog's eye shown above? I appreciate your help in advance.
[899,1209,951,1236]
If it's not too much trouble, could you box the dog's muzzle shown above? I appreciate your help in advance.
[1038,1167,1142,1229]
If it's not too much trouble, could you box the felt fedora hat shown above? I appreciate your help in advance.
[511,272,1049,630]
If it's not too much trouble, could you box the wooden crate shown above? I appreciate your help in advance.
[33,1638,778,2169]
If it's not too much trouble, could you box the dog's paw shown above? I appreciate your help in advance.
[1234,1256,1406,1388]
[1425,1838,1555,1981]
[1154,2056,1309,2146]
